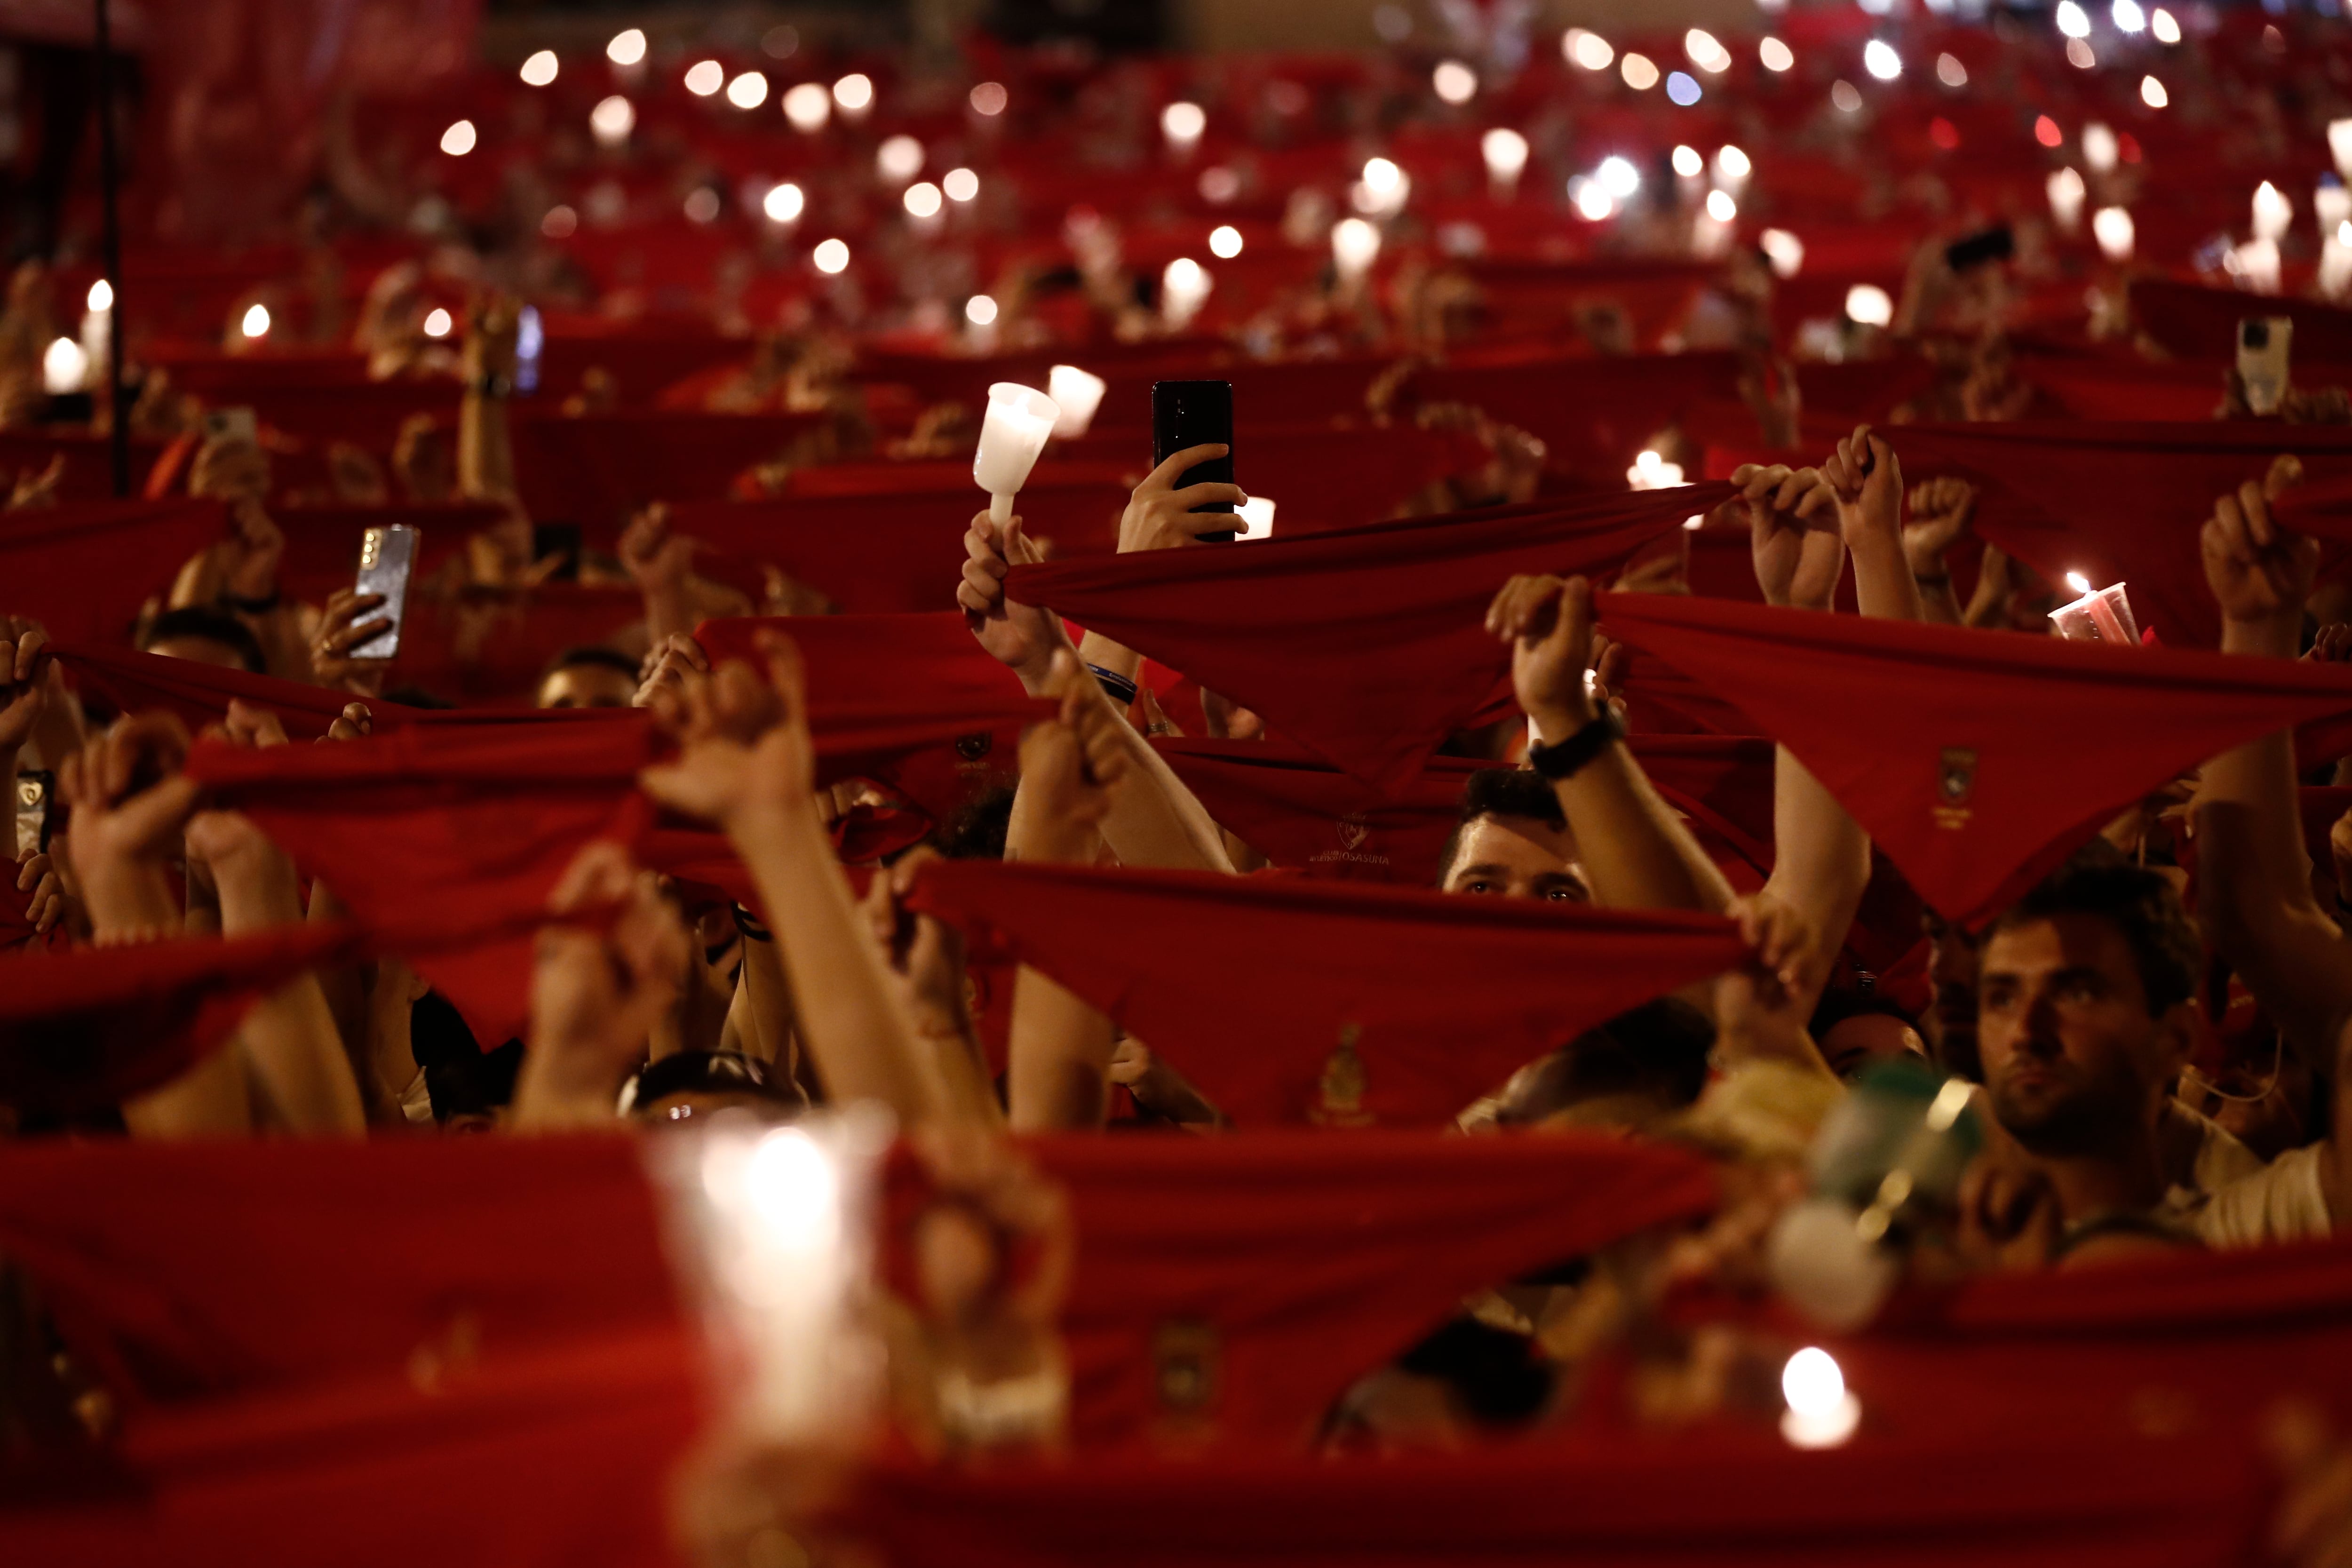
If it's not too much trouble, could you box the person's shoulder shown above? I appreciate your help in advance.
[2189,1143,2333,1250]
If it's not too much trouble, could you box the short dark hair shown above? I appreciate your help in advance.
[141,606,266,673]
[1809,986,1920,1040]
[1436,768,1566,884]
[624,1050,798,1116]
[540,645,640,682]
[1991,840,2202,1016]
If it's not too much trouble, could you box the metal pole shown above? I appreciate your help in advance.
[92,0,129,498]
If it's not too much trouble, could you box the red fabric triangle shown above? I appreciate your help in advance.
[1004,486,1728,795]
[1891,422,2352,649]
[1597,592,2352,926]
[907,859,1748,1127]
[0,923,364,1115]
[0,499,227,645]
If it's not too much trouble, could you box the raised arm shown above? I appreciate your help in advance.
[1488,573,1733,914]
[639,634,949,1128]
[1820,424,1924,623]
[1902,477,1977,627]
[2192,475,2352,1227]
[958,508,1233,871]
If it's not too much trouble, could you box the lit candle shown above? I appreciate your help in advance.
[974,382,1062,524]
[2047,168,2086,233]
[2092,206,2134,262]
[1332,217,1381,286]
[1481,128,1529,199]
[2254,181,2293,242]
[1048,365,1106,438]
[1161,257,1211,329]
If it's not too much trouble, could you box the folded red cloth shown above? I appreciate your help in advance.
[1026,1130,1716,1449]
[1891,422,2352,649]
[908,859,1748,1126]
[52,643,437,739]
[0,499,227,645]
[1597,591,2352,925]
[0,923,363,1114]
[1005,486,1727,794]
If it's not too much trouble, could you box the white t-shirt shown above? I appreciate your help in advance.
[2177,1144,2333,1249]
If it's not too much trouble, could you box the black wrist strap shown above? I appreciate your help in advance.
[1089,664,1139,707]
[1527,709,1625,780]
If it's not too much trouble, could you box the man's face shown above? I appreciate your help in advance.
[145,634,250,670]
[1439,814,1589,902]
[1819,1013,1929,1081]
[536,663,638,709]
[1976,912,2185,1155]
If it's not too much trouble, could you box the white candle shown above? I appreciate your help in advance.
[974,382,1062,524]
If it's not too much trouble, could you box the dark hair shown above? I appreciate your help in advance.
[141,606,266,674]
[408,991,524,1122]
[1435,768,1566,884]
[624,1051,799,1115]
[1992,840,2203,1016]
[1493,995,1717,1125]
[942,781,1018,861]
[1809,986,1920,1040]
[540,645,640,682]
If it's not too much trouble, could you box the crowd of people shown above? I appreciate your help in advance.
[14,2,2352,1562]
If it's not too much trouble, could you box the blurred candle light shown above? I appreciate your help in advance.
[422,307,453,338]
[2113,0,2146,31]
[2056,1,2090,37]
[726,72,769,110]
[762,181,805,224]
[606,27,646,66]
[1715,143,1752,196]
[1433,59,1478,103]
[41,335,87,395]
[440,119,477,156]
[944,167,980,203]
[1162,100,1206,155]
[1761,38,1796,72]
[1936,52,1968,87]
[1482,127,1530,195]
[965,294,999,327]
[1781,1348,1862,1449]
[1832,80,1864,113]
[969,81,1008,116]
[1673,144,1704,179]
[2235,236,2283,294]
[1048,364,1107,437]
[1864,40,1902,80]
[1332,215,1381,281]
[974,382,1062,523]
[1621,53,1660,91]
[1705,188,1738,222]
[2048,167,2087,232]
[784,82,831,132]
[2320,179,2352,233]
[87,278,112,313]
[1686,29,1732,72]
[1597,156,1640,199]
[1161,257,1211,328]
[2152,6,2181,43]
[241,302,271,339]
[2035,114,2063,148]
[1760,228,1805,278]
[685,60,724,97]
[2093,206,2136,261]
[1565,28,1614,71]
[2141,76,2169,109]
[590,95,635,147]
[878,135,925,182]
[1844,284,1894,327]
[1627,449,1687,488]
[541,205,578,238]
[2323,221,2352,299]
[832,73,873,119]
[903,181,943,219]
[2254,181,2293,242]
[812,238,850,274]
[2068,37,2097,69]
[1572,179,1613,221]
[520,49,558,88]
[2083,122,2118,174]
[1209,223,1244,258]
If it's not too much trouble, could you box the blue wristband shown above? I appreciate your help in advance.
[1089,664,1139,707]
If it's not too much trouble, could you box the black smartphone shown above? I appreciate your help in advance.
[351,524,420,660]
[1943,225,2014,273]
[1151,379,1236,544]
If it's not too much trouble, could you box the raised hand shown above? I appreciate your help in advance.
[2203,475,2319,649]
[58,712,199,939]
[518,841,688,1128]
[957,509,1068,690]
[15,850,66,936]
[633,632,710,708]
[618,504,694,595]
[0,613,54,756]
[1734,462,1843,611]
[1117,444,1248,554]
[639,631,816,829]
[1014,651,1130,856]
[320,700,374,744]
[185,700,295,885]
[1820,422,1905,554]
[1485,573,1597,743]
[1903,476,1977,581]
[309,587,391,696]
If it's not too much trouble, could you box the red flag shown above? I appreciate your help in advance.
[908,859,1748,1126]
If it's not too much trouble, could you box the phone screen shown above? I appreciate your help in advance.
[1151,380,1236,544]
[351,525,420,660]
[515,305,544,395]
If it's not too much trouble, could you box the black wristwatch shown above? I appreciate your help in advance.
[1528,709,1625,780]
